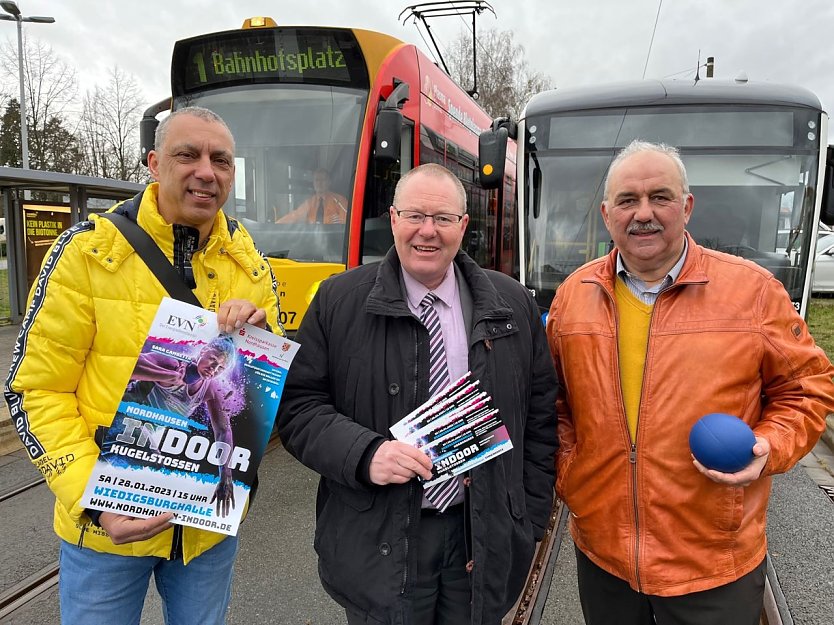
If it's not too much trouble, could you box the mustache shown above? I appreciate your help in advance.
[627,221,664,234]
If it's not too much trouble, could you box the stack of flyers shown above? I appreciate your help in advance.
[390,372,513,487]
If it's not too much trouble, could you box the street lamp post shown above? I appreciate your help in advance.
[0,1,55,170]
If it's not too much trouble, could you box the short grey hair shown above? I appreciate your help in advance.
[393,163,467,214]
[154,106,235,153]
[603,140,689,201]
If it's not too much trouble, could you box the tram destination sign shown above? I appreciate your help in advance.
[172,27,369,94]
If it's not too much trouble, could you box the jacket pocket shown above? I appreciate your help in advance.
[314,479,395,614]
[717,485,744,532]
[508,487,527,520]
[555,445,578,499]
[330,478,375,512]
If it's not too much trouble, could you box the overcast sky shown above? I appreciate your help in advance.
[3,0,834,136]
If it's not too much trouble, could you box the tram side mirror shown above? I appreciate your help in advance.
[139,97,172,167]
[139,116,159,167]
[821,145,834,226]
[532,165,542,219]
[479,127,507,189]
[374,108,403,164]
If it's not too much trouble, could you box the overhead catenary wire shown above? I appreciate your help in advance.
[662,62,708,80]
[411,16,444,68]
[642,0,665,79]
[401,1,497,84]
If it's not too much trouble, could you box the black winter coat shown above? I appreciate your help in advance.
[277,249,558,625]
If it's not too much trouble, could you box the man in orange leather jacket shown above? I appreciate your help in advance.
[547,139,834,625]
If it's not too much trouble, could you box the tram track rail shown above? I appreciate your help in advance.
[761,555,789,625]
[0,435,284,621]
[0,476,45,504]
[507,497,569,624]
[0,562,59,620]
[0,475,55,619]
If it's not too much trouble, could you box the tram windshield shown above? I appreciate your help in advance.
[176,84,367,264]
[524,105,822,312]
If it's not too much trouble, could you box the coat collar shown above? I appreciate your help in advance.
[589,231,709,293]
[84,183,266,280]
[365,248,513,326]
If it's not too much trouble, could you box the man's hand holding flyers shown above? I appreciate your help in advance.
[390,372,513,485]
[369,441,434,485]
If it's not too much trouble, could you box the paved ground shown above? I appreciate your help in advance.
[1,319,833,623]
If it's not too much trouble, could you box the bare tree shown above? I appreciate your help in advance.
[0,34,78,171]
[78,66,145,181]
[445,27,552,120]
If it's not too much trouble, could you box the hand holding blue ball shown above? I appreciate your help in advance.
[689,413,756,473]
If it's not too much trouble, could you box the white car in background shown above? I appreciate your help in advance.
[812,233,834,294]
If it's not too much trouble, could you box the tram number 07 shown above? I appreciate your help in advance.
[279,311,297,325]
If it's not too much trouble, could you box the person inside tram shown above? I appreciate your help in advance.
[275,168,349,224]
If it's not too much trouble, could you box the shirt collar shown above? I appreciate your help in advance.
[401,262,457,309]
[616,236,689,285]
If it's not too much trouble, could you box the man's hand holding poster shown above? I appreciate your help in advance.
[80,297,299,535]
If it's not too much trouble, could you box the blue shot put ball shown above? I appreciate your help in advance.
[689,413,756,473]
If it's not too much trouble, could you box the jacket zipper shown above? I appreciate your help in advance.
[629,442,641,590]
[607,281,665,593]
[77,524,88,548]
[626,285,671,592]
[610,288,644,592]
[401,482,414,595]
[401,325,420,595]
[170,524,182,560]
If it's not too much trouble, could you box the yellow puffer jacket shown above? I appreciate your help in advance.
[6,183,279,563]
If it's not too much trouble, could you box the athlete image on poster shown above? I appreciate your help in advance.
[125,334,241,518]
[81,298,299,535]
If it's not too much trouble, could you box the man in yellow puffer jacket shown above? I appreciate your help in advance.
[5,107,280,625]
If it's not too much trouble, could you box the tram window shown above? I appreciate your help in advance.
[420,126,446,166]
[232,156,254,216]
[547,110,796,150]
[361,122,413,264]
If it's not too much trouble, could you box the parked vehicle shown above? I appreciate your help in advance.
[812,234,834,293]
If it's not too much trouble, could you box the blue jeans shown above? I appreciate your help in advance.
[58,535,239,625]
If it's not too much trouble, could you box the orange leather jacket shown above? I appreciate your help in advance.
[547,233,834,596]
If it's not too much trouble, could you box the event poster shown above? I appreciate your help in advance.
[390,372,513,487]
[80,297,299,535]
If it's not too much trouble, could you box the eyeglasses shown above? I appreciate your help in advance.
[394,209,465,228]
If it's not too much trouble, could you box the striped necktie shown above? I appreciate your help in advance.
[419,292,460,512]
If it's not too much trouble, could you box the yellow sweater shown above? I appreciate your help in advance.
[615,278,653,442]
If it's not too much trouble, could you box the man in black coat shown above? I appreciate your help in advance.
[277,163,557,625]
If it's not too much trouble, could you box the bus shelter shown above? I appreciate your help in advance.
[0,167,144,323]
